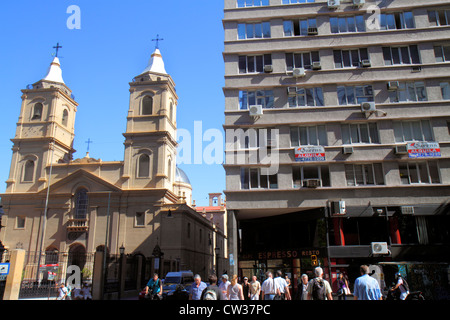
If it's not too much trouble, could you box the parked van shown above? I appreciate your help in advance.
[162,271,194,299]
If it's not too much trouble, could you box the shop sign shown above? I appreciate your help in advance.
[248,249,322,260]
[295,146,325,162]
[407,142,441,158]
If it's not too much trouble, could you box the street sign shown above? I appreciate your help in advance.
[0,263,10,275]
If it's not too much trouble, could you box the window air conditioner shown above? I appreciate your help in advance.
[361,59,371,67]
[312,61,322,70]
[371,242,389,255]
[361,101,376,113]
[353,0,365,7]
[264,65,273,73]
[328,0,340,9]
[287,87,298,96]
[249,105,263,116]
[395,144,408,154]
[401,206,415,215]
[304,179,321,188]
[343,146,354,154]
[331,200,346,215]
[293,67,306,78]
[307,27,318,35]
[387,81,399,91]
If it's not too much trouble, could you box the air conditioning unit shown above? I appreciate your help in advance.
[401,206,415,215]
[331,200,346,215]
[304,179,321,188]
[264,65,273,73]
[287,87,298,96]
[387,81,399,91]
[371,242,389,255]
[395,144,408,154]
[353,0,365,7]
[249,105,263,116]
[361,101,376,113]
[312,61,322,70]
[307,27,318,35]
[343,146,354,154]
[293,67,306,78]
[361,59,371,67]
[328,0,340,9]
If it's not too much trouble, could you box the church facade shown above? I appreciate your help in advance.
[0,47,226,280]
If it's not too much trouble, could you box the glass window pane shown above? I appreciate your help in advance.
[364,165,375,185]
[439,10,447,26]
[443,46,450,61]
[284,21,293,36]
[387,14,396,29]
[334,50,343,68]
[356,15,365,32]
[409,164,419,183]
[434,46,444,62]
[407,83,417,101]
[399,163,410,184]
[428,11,438,26]
[306,88,314,106]
[263,22,271,37]
[383,47,392,65]
[393,122,404,142]
[403,123,413,141]
[411,121,422,140]
[345,165,355,186]
[246,24,254,38]
[303,166,318,180]
[354,165,364,185]
[250,168,259,188]
[294,53,303,68]
[441,82,450,100]
[300,20,308,35]
[409,45,420,64]
[269,174,278,189]
[369,123,379,143]
[303,53,311,69]
[330,17,338,33]
[338,17,348,32]
[360,124,370,143]
[241,168,249,189]
[254,23,263,38]
[308,126,318,145]
[255,56,263,72]
[350,124,359,143]
[318,125,327,146]
[416,82,427,101]
[342,125,351,144]
[321,166,330,187]
[401,47,411,64]
[374,163,384,185]
[392,48,401,64]
[348,17,356,32]
[421,120,433,141]
[428,161,440,183]
[337,86,347,105]
[315,88,324,106]
[419,163,429,183]
[293,167,302,188]
[239,56,247,73]
[238,24,246,39]
[247,56,255,73]
[342,50,351,67]
[404,12,415,28]
[248,91,256,106]
[290,127,299,147]
[260,173,268,189]
[300,127,308,145]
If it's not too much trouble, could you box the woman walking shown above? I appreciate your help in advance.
[227,275,244,300]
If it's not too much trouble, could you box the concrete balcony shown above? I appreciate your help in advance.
[67,218,89,233]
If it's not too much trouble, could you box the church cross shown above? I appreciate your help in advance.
[152,34,164,49]
[85,138,93,153]
[53,42,63,57]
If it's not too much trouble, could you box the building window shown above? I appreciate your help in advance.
[16,216,26,229]
[142,96,153,115]
[441,82,450,100]
[23,160,35,182]
[333,48,369,68]
[393,120,433,143]
[32,103,43,120]
[138,154,150,178]
[330,15,366,33]
[62,109,69,127]
[167,158,172,181]
[345,163,384,186]
[382,45,421,65]
[238,22,271,39]
[379,12,415,30]
[169,102,174,122]
[399,161,440,184]
[283,0,315,3]
[342,123,379,144]
[239,54,272,73]
[241,168,278,189]
[75,188,89,219]
[434,45,450,62]
[288,87,324,107]
[337,85,374,105]
[135,212,145,227]
[237,0,269,7]
[428,9,450,26]
[236,128,275,149]
[286,52,320,71]
[290,125,327,147]
[292,166,330,188]
[239,90,274,109]
[283,18,317,36]
[388,81,427,103]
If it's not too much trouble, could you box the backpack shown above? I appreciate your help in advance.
[311,278,326,300]
[203,287,218,300]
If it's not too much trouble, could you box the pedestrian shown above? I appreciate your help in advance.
[353,265,382,300]
[261,271,276,301]
[227,274,244,300]
[336,272,351,300]
[189,274,208,300]
[274,270,291,300]
[219,274,230,300]
[81,282,92,300]
[307,267,333,300]
[242,277,251,300]
[390,272,409,300]
[249,275,261,300]
[201,274,225,300]
[57,282,68,300]
[297,274,309,300]
[65,282,72,300]
[144,273,163,300]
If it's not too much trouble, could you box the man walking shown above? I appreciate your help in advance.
[261,272,276,301]
[353,265,382,300]
[274,270,291,300]
[201,274,225,300]
[189,274,208,300]
[249,275,261,300]
[307,267,333,300]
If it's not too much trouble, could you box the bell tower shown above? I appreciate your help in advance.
[5,55,78,193]
[122,47,178,191]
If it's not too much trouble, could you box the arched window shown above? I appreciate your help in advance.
[75,188,88,219]
[62,109,69,127]
[138,154,150,178]
[23,160,35,182]
[142,96,153,115]
[32,103,43,120]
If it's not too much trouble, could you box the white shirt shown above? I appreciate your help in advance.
[274,277,288,294]
[219,281,230,300]
[261,277,275,295]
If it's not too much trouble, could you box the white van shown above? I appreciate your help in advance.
[162,271,194,298]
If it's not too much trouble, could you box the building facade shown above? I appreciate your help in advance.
[0,47,226,282]
[223,0,450,295]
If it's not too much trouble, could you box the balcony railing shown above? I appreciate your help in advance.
[67,218,89,232]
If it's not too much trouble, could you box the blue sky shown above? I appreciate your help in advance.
[0,1,225,206]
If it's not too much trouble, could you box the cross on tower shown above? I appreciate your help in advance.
[152,34,164,49]
[53,42,63,57]
[85,138,93,153]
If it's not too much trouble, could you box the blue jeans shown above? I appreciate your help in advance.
[264,294,275,300]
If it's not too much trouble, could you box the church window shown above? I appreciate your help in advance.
[75,188,89,219]
[32,103,43,120]
[16,216,26,229]
[142,96,153,115]
[23,160,35,182]
[138,154,150,178]
[135,212,145,227]
[62,109,69,126]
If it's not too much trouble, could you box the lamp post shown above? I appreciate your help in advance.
[215,247,220,280]
[118,244,125,300]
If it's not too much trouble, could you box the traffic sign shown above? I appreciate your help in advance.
[0,263,10,275]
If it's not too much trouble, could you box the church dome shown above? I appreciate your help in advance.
[175,167,191,185]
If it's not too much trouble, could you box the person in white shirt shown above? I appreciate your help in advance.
[219,274,231,300]
[274,270,291,300]
[261,272,276,300]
